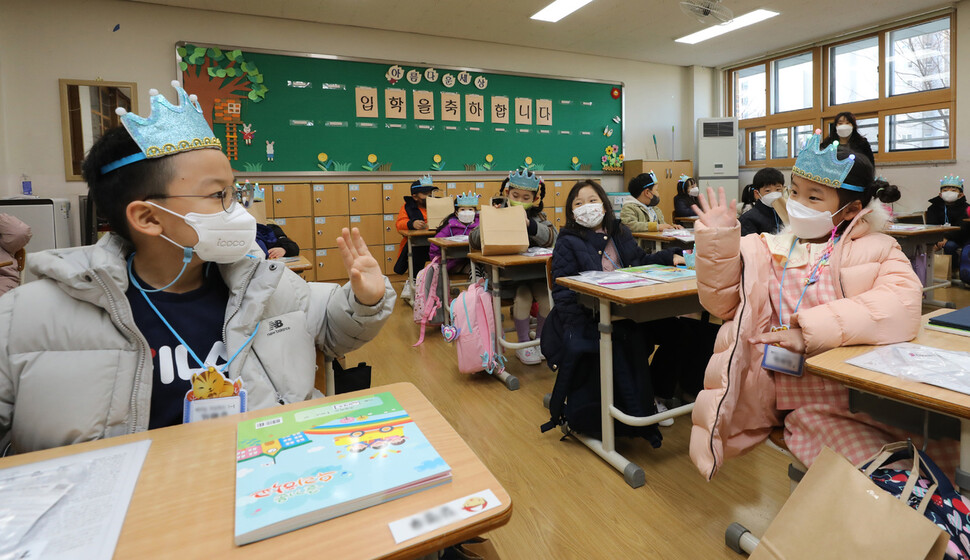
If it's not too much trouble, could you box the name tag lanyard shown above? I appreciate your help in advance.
[776,236,839,329]
[127,252,259,375]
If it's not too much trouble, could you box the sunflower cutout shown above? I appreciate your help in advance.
[363,153,381,171]
[570,156,581,171]
[431,153,446,171]
[317,152,333,171]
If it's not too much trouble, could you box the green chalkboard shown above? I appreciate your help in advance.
[178,43,623,174]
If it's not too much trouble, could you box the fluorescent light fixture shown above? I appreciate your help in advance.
[675,9,780,44]
[531,0,595,22]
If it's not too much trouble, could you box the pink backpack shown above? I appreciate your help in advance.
[449,280,505,374]
[413,257,444,346]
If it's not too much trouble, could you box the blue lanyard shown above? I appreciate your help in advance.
[777,237,838,327]
[127,253,259,372]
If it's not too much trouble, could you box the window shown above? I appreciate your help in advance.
[736,65,766,119]
[829,37,879,105]
[772,52,813,113]
[771,128,789,159]
[888,17,950,96]
[750,130,767,161]
[728,14,953,166]
[887,109,949,151]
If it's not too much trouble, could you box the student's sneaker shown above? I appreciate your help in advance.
[655,398,674,427]
[515,346,541,365]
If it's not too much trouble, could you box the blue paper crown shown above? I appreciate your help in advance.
[941,175,964,189]
[455,192,481,207]
[678,174,690,183]
[507,168,541,191]
[642,170,657,187]
[791,132,862,192]
[419,174,435,187]
[101,81,221,174]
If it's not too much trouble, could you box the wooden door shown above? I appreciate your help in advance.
[272,216,313,252]
[314,249,347,281]
[350,214,383,244]
[271,183,311,218]
[382,182,413,214]
[348,183,383,215]
[312,183,349,217]
[314,215,351,249]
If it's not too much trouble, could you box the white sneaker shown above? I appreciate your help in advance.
[516,346,541,365]
[655,398,674,427]
[401,279,413,305]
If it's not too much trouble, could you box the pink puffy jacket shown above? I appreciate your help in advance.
[0,214,31,295]
[689,207,923,480]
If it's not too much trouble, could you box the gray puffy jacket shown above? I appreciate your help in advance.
[0,233,395,454]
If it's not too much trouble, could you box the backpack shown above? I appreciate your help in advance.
[960,244,970,285]
[412,257,445,346]
[449,280,505,375]
[540,309,662,447]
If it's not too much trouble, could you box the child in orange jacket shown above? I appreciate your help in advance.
[393,175,438,276]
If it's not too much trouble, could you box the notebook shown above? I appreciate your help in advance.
[234,392,452,545]
[619,264,696,282]
[926,307,970,337]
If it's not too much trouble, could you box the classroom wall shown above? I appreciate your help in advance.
[0,0,708,241]
[738,0,970,215]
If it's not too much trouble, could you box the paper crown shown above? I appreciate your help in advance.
[678,174,691,184]
[418,174,435,187]
[507,168,541,191]
[642,170,657,187]
[101,81,221,174]
[941,175,964,189]
[455,192,481,206]
[791,131,863,192]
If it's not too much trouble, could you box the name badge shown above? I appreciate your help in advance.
[184,394,246,423]
[762,344,805,377]
[183,367,247,423]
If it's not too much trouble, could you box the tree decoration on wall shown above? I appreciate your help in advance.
[179,45,268,128]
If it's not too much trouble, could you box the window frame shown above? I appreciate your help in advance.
[728,13,955,168]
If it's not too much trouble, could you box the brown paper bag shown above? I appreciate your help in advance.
[426,196,455,231]
[478,205,528,256]
[750,447,949,560]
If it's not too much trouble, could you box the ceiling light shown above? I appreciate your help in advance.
[531,0,595,23]
[675,9,779,44]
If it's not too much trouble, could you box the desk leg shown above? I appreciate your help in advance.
[960,419,970,497]
[487,264,518,391]
[924,245,956,309]
[441,246,451,325]
[407,237,415,289]
[565,299,646,488]
[654,240,662,253]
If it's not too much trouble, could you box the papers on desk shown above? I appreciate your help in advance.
[271,256,301,263]
[568,270,661,290]
[444,235,469,242]
[0,439,151,560]
[520,247,552,257]
[888,224,932,232]
[661,228,695,240]
[846,343,970,395]
[619,264,696,282]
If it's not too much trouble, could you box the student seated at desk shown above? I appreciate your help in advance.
[0,83,395,455]
[547,180,685,433]
[393,175,438,277]
[926,175,970,276]
[470,170,556,365]
[620,171,683,252]
[429,192,479,275]
[738,167,785,237]
[689,131,959,480]
[673,175,700,218]
[0,213,31,296]
[246,198,299,259]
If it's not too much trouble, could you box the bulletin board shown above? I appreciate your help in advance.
[176,42,624,174]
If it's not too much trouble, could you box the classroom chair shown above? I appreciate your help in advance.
[314,351,335,397]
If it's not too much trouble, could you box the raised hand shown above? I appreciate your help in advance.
[336,228,385,306]
[692,187,738,229]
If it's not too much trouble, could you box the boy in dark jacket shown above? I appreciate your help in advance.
[926,175,970,273]
[738,167,785,236]
[393,175,438,276]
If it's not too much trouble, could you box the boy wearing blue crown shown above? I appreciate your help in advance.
[0,83,395,454]
[926,175,970,275]
[688,131,957,481]
[621,171,683,252]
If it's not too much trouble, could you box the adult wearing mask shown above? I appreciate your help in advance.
[820,112,874,166]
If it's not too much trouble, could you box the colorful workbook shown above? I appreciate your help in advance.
[619,264,696,282]
[234,392,452,545]
[570,270,659,290]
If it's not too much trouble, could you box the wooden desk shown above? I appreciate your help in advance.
[805,311,970,493]
[673,216,699,225]
[0,383,511,560]
[467,252,553,391]
[887,224,961,308]
[894,211,926,224]
[429,237,471,325]
[401,230,436,291]
[632,230,695,253]
[554,276,702,488]
[272,255,312,273]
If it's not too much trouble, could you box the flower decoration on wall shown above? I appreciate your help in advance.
[431,153,446,171]
[602,145,623,172]
[363,153,381,171]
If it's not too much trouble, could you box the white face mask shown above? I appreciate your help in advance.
[573,202,605,228]
[761,191,784,206]
[836,124,853,138]
[786,198,849,240]
[457,209,476,224]
[941,191,960,203]
[688,187,700,197]
[149,201,257,263]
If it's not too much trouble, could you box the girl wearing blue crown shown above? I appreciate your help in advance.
[470,170,556,365]
[926,174,970,279]
[429,192,480,275]
[689,130,959,481]
[0,83,395,453]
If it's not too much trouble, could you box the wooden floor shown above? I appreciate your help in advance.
[343,262,970,560]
